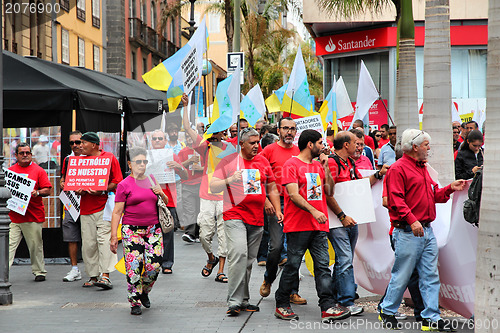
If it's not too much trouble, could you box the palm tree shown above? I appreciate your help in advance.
[421,0,454,185]
[475,0,500,326]
[315,0,419,131]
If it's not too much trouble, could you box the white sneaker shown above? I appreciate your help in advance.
[395,311,407,320]
[347,304,364,315]
[63,269,82,282]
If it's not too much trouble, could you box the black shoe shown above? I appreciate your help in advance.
[241,304,259,312]
[139,293,151,308]
[421,318,457,332]
[226,305,240,316]
[379,311,402,330]
[130,305,142,315]
[182,233,195,243]
[34,275,46,282]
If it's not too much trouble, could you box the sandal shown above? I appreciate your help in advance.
[94,276,113,290]
[215,273,228,283]
[82,278,97,288]
[201,256,219,277]
[163,268,173,274]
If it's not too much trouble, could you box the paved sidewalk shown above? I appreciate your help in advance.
[1,231,473,333]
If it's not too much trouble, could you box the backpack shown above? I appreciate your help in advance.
[463,168,483,227]
[329,154,361,180]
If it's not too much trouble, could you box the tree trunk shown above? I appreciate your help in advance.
[422,0,454,185]
[394,0,419,133]
[475,0,500,329]
[225,0,234,53]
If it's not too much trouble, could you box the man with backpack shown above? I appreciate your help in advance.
[327,131,389,316]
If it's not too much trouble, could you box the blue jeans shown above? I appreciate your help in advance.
[380,226,441,321]
[327,225,358,306]
[275,231,336,311]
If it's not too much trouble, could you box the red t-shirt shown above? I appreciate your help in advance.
[378,137,390,147]
[194,135,228,201]
[355,155,374,170]
[281,157,329,233]
[214,154,275,226]
[365,135,375,150]
[178,146,203,186]
[260,142,300,196]
[80,151,123,215]
[328,155,363,183]
[8,163,52,223]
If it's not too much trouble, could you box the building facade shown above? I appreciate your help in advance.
[304,1,488,128]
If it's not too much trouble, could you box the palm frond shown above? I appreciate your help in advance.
[314,0,392,18]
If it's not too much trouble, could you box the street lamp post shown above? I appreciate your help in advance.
[188,0,196,38]
[0,1,14,305]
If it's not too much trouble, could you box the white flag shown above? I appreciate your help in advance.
[352,60,379,132]
[335,76,354,119]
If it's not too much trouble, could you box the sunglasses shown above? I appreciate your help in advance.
[69,140,82,146]
[411,131,425,144]
[131,159,148,165]
[375,134,381,137]
[17,151,32,156]
[152,137,164,141]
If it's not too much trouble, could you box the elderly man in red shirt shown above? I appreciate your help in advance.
[378,129,465,331]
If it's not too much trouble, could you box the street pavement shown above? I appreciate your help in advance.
[1,231,473,333]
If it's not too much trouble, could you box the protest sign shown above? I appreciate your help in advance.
[182,47,200,94]
[146,149,176,184]
[293,115,324,145]
[59,191,81,221]
[328,177,376,228]
[3,167,36,215]
[63,156,112,191]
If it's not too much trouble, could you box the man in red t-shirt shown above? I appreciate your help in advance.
[8,143,52,282]
[326,131,388,315]
[274,130,350,323]
[352,119,375,150]
[259,117,306,306]
[77,132,123,290]
[378,124,390,147]
[211,128,282,316]
[182,93,228,283]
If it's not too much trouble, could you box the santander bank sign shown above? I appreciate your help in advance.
[316,28,395,56]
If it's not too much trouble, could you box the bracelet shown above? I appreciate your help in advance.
[374,170,383,180]
[337,211,346,221]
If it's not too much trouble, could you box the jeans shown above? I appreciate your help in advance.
[378,234,424,319]
[380,226,441,321]
[257,210,287,263]
[327,225,358,306]
[225,219,263,307]
[275,231,336,311]
[264,197,296,293]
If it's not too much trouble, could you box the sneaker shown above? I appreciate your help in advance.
[241,304,259,312]
[347,304,364,315]
[321,305,351,323]
[34,275,46,282]
[130,305,142,315]
[395,311,408,320]
[421,318,457,332]
[275,307,298,320]
[182,233,195,243]
[226,305,240,316]
[290,293,307,305]
[260,280,271,297]
[257,261,266,266]
[379,311,402,330]
[63,269,82,282]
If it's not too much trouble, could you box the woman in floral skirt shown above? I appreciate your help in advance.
[110,147,168,315]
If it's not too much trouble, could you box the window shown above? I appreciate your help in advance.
[131,51,137,80]
[208,13,219,33]
[143,57,148,76]
[60,0,69,11]
[77,0,86,21]
[92,0,100,28]
[150,1,156,29]
[140,0,146,22]
[78,38,85,67]
[93,45,100,71]
[61,28,69,64]
[170,19,175,42]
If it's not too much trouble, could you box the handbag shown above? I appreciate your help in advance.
[147,175,174,233]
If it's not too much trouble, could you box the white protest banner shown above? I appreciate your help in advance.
[182,47,200,94]
[293,115,324,145]
[328,177,376,228]
[59,191,81,221]
[3,167,36,215]
[146,149,176,184]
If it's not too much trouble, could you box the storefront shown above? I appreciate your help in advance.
[314,24,488,129]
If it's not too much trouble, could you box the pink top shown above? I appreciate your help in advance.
[115,176,159,226]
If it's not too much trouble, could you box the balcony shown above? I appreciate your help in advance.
[129,18,148,48]
[167,41,179,57]
[147,27,158,52]
[157,36,168,58]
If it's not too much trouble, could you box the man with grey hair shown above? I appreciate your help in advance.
[211,127,282,316]
[379,129,466,331]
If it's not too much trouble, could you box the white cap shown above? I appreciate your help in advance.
[39,135,49,142]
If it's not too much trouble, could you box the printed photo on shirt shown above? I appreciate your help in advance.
[306,173,322,201]
[242,169,261,194]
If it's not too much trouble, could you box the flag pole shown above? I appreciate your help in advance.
[288,90,295,118]
[236,115,241,171]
